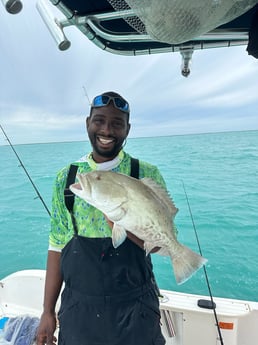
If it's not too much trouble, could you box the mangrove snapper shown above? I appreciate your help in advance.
[70,171,207,284]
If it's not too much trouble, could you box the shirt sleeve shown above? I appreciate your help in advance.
[49,166,74,250]
[139,161,167,188]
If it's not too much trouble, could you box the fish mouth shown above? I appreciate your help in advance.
[77,174,91,194]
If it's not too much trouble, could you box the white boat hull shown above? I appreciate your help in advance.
[1,270,258,345]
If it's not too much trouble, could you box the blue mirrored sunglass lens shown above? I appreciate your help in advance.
[93,95,106,106]
[101,96,110,105]
[114,97,128,111]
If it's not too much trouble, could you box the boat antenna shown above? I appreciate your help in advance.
[0,124,51,217]
[82,85,91,106]
[181,180,224,345]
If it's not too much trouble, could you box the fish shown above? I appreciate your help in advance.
[70,171,207,284]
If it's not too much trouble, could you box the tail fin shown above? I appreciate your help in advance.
[170,245,207,285]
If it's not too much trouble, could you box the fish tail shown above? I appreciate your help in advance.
[171,245,207,285]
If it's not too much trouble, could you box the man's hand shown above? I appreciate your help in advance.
[105,216,114,229]
[36,311,57,345]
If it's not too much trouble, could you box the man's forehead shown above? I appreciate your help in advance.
[91,106,128,120]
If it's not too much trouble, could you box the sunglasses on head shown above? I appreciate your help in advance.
[91,95,130,114]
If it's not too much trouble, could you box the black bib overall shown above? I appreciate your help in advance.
[58,236,165,345]
[58,161,165,345]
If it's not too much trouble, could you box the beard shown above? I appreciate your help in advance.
[89,134,124,160]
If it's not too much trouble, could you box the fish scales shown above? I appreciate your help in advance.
[70,170,207,284]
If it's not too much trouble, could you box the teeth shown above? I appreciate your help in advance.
[98,137,114,144]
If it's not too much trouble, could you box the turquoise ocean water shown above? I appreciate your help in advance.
[0,131,257,302]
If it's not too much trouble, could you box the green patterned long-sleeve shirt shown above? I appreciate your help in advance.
[49,150,166,251]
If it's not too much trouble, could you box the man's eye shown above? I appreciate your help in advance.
[93,119,103,124]
[113,121,124,128]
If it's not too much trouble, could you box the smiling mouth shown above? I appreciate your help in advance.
[97,136,115,145]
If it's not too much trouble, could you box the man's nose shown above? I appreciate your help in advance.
[100,121,113,134]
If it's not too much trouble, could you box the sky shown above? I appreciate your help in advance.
[0,1,257,145]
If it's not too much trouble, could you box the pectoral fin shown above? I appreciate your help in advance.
[112,224,127,248]
[144,241,157,256]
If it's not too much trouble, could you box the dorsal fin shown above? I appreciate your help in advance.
[141,178,178,217]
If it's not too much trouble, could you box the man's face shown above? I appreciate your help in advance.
[86,102,130,163]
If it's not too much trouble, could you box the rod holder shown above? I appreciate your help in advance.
[36,0,71,51]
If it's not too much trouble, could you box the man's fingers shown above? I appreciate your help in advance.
[104,214,114,229]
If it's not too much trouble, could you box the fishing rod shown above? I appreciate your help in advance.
[181,180,224,345]
[0,124,51,217]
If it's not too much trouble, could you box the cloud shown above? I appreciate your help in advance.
[3,106,83,129]
[195,87,258,108]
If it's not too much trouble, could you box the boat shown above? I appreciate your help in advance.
[1,1,258,344]
[4,0,257,75]
[35,0,258,76]
[1,269,258,344]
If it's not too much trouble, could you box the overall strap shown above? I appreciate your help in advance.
[64,164,79,234]
[64,164,78,211]
[130,157,139,179]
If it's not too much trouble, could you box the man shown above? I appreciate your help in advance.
[36,91,166,345]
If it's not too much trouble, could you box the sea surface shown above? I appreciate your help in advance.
[0,131,257,302]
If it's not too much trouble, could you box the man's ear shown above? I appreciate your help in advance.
[86,116,90,130]
[126,123,131,136]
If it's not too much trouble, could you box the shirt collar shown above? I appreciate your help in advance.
[78,150,124,171]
